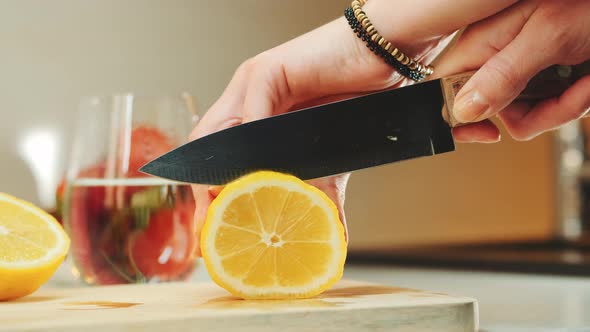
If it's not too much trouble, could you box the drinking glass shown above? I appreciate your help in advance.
[63,94,199,285]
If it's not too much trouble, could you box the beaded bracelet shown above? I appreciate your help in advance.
[345,0,433,82]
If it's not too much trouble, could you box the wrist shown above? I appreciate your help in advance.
[362,0,450,65]
[273,16,400,101]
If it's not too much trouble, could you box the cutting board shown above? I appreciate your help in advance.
[0,280,478,332]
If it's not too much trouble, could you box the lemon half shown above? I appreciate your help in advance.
[0,193,70,300]
[201,171,347,300]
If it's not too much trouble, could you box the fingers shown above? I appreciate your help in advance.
[188,60,264,258]
[306,174,351,242]
[241,59,287,123]
[289,92,367,112]
[498,75,590,140]
[452,120,501,143]
[188,59,256,141]
[453,4,559,123]
[431,1,535,144]
[188,65,251,257]
[189,95,245,258]
[192,184,215,257]
[448,74,590,143]
[432,0,537,79]
[452,45,545,124]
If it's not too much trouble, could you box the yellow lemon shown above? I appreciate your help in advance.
[0,193,70,300]
[201,171,347,300]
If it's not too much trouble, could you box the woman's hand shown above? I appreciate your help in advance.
[188,18,384,256]
[189,0,518,256]
[433,0,590,142]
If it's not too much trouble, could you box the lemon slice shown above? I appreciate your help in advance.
[201,171,347,299]
[0,193,70,300]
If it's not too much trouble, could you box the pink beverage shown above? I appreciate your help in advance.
[64,95,199,284]
[65,178,197,285]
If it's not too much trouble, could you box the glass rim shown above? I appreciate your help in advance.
[79,91,194,97]
[77,92,198,117]
[78,91,195,102]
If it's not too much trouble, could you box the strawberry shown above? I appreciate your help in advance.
[126,126,174,177]
[126,196,196,281]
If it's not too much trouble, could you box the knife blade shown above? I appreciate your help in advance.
[140,62,589,185]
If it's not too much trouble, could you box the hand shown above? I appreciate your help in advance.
[433,0,590,142]
[189,0,518,256]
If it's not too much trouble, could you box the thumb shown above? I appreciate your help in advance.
[452,22,553,123]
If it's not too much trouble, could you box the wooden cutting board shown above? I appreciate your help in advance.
[0,280,478,332]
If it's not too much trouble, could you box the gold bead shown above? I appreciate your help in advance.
[351,0,361,7]
[371,33,380,42]
[395,52,405,62]
[408,60,418,70]
[354,8,362,16]
[358,13,366,21]
[378,37,386,46]
[366,25,375,34]
[384,42,392,51]
[402,56,411,65]
[361,17,370,28]
[391,48,399,57]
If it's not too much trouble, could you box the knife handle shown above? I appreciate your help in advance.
[441,60,590,127]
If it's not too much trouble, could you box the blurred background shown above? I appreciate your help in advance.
[1,0,588,272]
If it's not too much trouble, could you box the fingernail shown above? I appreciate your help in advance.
[481,133,501,143]
[454,90,489,123]
[456,135,501,144]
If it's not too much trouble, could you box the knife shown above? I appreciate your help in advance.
[141,62,589,185]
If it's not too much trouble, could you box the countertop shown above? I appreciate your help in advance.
[46,261,590,332]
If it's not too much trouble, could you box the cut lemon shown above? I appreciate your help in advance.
[201,171,347,300]
[0,193,70,300]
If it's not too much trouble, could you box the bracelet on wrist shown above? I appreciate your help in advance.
[345,0,433,82]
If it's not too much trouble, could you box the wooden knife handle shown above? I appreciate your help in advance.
[441,60,590,127]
